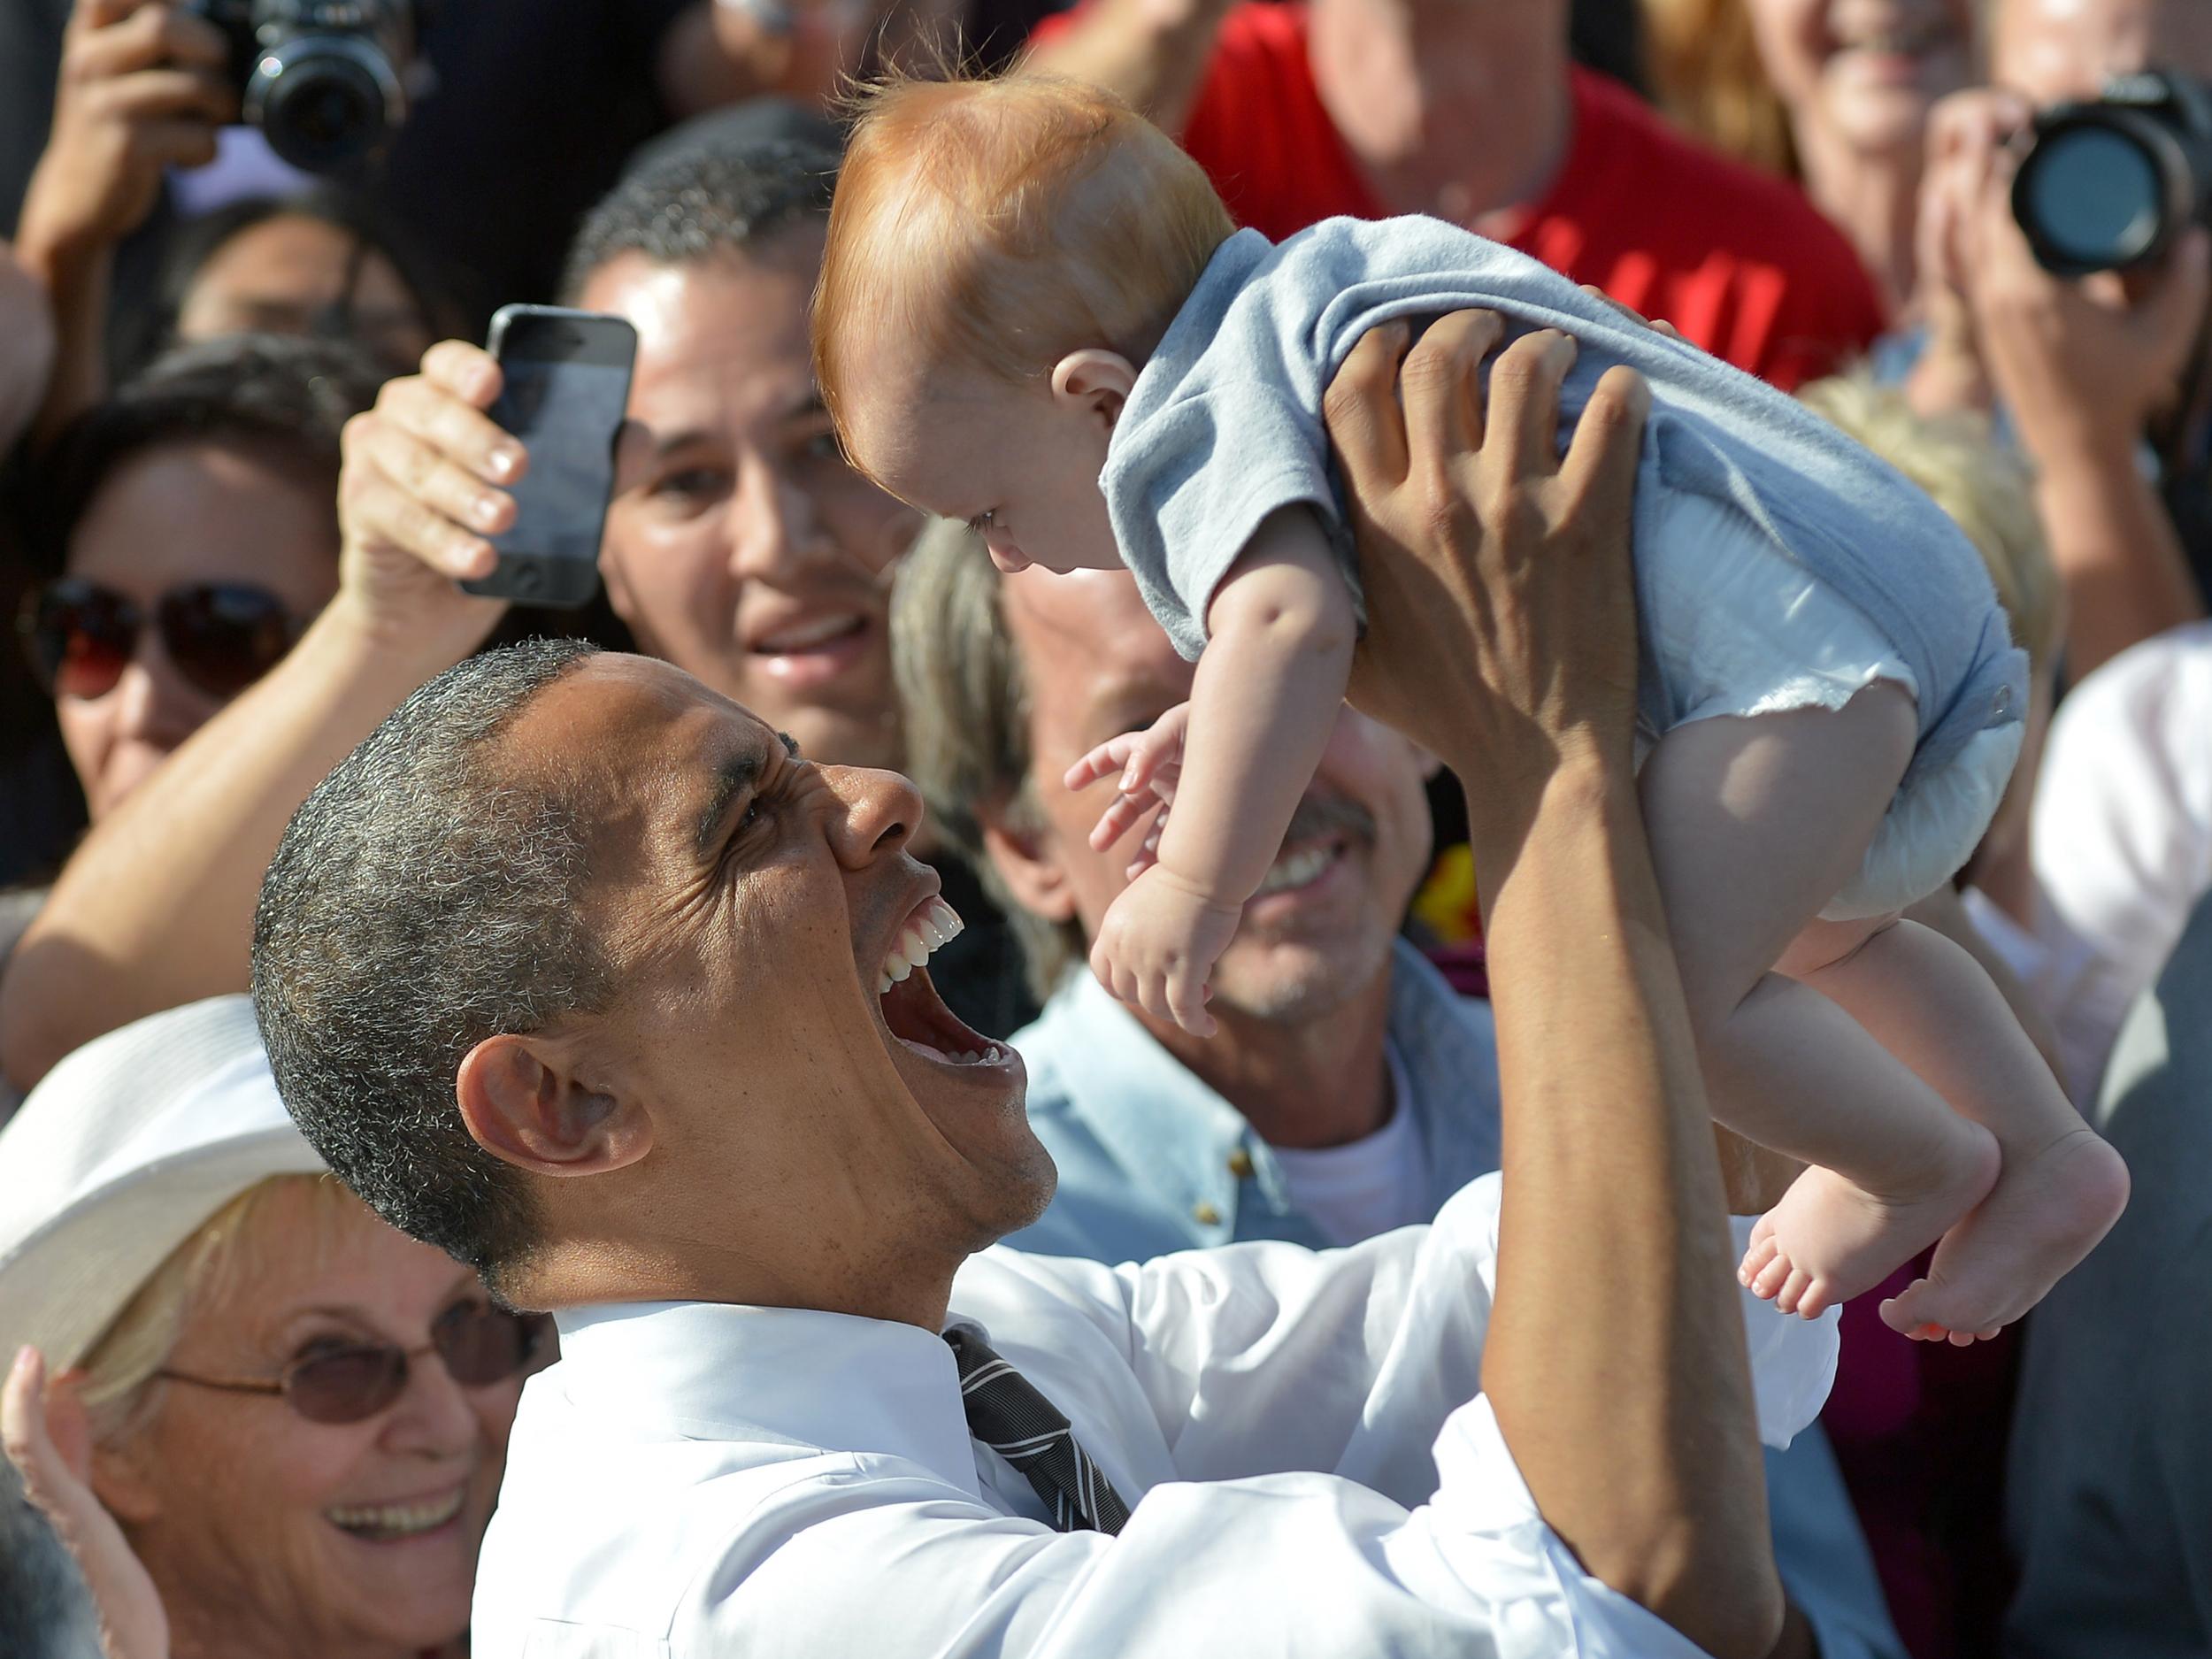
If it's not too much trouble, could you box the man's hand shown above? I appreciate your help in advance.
[1324,311,1648,854]
[16,0,232,273]
[333,339,521,655]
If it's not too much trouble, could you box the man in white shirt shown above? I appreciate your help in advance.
[250,316,1833,1658]
[2030,620,2212,1107]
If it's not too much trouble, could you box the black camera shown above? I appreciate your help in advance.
[2013,72,2212,277]
[184,0,425,174]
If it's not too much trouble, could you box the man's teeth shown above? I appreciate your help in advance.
[1255,842,1338,896]
[326,1486,465,1540]
[876,896,965,994]
[756,612,862,652]
[943,1044,1008,1066]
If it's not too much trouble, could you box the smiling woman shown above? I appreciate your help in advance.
[0,998,537,1659]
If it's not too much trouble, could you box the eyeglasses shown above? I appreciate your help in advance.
[17,577,305,703]
[157,1302,551,1425]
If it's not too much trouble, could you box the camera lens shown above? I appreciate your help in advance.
[243,33,405,173]
[2017,125,2165,271]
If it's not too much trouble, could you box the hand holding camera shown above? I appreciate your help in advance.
[16,0,234,273]
[1913,81,2210,455]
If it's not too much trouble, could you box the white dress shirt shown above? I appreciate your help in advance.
[472,1174,1836,1657]
[2032,621,2212,1104]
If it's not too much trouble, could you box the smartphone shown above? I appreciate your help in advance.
[462,304,638,608]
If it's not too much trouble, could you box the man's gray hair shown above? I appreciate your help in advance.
[250,638,609,1291]
[892,520,1084,1002]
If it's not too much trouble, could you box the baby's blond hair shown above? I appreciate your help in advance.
[814,73,1236,457]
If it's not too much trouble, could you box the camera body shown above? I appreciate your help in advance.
[183,0,424,173]
[2013,71,2212,277]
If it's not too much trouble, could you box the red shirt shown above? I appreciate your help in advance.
[1034,3,1886,388]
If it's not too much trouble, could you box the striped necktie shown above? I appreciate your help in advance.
[942,1325,1133,1536]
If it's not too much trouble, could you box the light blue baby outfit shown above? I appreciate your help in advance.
[1100,218,2027,918]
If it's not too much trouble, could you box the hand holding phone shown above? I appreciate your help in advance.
[462,304,638,608]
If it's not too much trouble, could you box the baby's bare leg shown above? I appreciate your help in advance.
[1780,917,2129,1341]
[1642,687,2000,1318]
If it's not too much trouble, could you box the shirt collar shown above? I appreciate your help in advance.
[1029,940,1501,1235]
[549,1299,981,1497]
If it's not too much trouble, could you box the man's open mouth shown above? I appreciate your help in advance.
[875,897,1010,1068]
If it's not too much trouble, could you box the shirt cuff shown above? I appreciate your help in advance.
[1728,1213,1840,1450]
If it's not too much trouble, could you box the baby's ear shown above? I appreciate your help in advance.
[1050,350,1137,428]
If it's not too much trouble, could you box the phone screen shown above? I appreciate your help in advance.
[465,307,636,607]
[495,354,631,564]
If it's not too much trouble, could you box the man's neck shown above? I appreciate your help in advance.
[1310,4,1575,227]
[1138,964,1396,1149]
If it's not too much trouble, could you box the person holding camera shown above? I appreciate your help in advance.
[1907,0,2212,680]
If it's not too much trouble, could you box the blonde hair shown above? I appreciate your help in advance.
[1641,0,1799,176]
[75,1174,357,1448]
[814,72,1236,462]
[1800,371,2063,678]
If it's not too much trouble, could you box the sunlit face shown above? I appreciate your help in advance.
[105,1184,524,1656]
[174,213,434,373]
[581,235,921,772]
[57,440,339,820]
[1992,0,2212,104]
[839,342,1125,580]
[500,657,1056,1308]
[991,568,1433,1024]
[1747,0,1976,154]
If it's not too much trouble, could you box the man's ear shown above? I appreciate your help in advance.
[979,810,1079,926]
[1048,349,1136,430]
[456,1033,651,1179]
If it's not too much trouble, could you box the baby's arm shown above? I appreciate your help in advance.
[1087,507,1356,1033]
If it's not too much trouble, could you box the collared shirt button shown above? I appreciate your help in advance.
[1192,1202,1222,1226]
[1227,1148,1255,1179]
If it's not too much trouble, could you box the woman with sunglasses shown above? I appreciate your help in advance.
[19,333,379,824]
[0,995,546,1659]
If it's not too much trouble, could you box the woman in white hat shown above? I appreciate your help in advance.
[0,995,545,1659]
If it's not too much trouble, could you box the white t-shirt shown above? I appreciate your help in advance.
[1270,1047,1430,1244]
[2032,621,2212,1104]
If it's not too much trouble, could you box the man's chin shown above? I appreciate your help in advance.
[1210,932,1390,1025]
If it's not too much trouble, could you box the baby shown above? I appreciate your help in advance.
[814,74,2127,1341]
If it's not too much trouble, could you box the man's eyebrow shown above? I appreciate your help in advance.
[692,733,803,858]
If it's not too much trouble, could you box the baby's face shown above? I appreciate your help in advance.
[845,358,1127,578]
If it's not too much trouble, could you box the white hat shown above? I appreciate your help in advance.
[0,995,327,1374]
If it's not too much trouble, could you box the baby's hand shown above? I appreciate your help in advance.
[1088,863,1240,1037]
[1064,702,1191,878]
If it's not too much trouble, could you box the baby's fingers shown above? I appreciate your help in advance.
[1165,964,1217,1038]
[1064,732,1139,793]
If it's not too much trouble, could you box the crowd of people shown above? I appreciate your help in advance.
[1,0,2208,1655]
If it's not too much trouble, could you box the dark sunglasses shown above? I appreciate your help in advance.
[157,1302,551,1425]
[17,577,305,703]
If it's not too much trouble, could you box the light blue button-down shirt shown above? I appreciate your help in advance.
[1007,938,1908,1659]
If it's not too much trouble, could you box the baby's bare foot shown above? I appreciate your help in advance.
[1879,1128,2130,1340]
[1739,1125,2000,1320]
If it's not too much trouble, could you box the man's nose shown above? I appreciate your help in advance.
[820,764,924,869]
[726,460,835,580]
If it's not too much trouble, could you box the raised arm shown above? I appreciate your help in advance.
[1326,314,1794,1659]
[1018,0,1239,137]
[0,342,518,1092]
